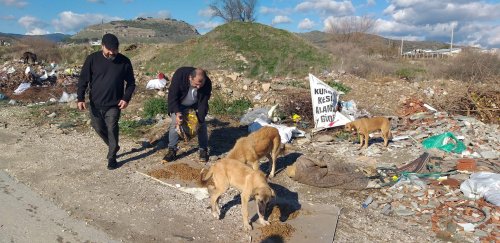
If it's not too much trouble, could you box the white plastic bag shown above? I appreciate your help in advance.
[460,172,500,205]
[240,108,270,125]
[13,82,31,94]
[248,118,304,144]
[58,91,78,103]
[146,78,167,90]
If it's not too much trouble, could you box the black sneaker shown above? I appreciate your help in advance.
[162,148,176,163]
[199,149,209,163]
[107,158,119,170]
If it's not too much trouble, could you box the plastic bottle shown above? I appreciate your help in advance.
[362,195,373,208]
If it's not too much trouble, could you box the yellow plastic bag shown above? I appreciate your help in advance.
[177,109,199,142]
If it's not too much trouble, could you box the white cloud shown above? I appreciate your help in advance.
[0,0,27,8]
[26,27,50,35]
[0,15,15,20]
[298,18,315,30]
[52,11,122,33]
[377,0,500,48]
[18,16,49,35]
[137,10,171,19]
[384,0,500,25]
[195,21,222,34]
[272,15,292,25]
[195,21,221,29]
[87,0,104,3]
[198,7,215,17]
[295,0,355,16]
[259,6,292,15]
[366,0,376,6]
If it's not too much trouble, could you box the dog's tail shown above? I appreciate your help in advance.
[199,166,214,187]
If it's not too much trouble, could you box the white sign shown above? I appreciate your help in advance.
[309,74,351,129]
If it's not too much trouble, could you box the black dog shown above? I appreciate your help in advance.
[22,51,37,64]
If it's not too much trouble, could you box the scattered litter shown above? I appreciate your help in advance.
[13,82,31,94]
[248,118,304,143]
[146,73,168,90]
[424,104,438,112]
[460,172,500,205]
[422,132,466,154]
[58,92,78,103]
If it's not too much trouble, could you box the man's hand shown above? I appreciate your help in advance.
[118,100,129,109]
[176,112,183,124]
[77,102,86,110]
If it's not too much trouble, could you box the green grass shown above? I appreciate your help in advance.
[209,94,252,117]
[143,22,332,78]
[119,119,143,137]
[143,97,168,118]
[395,67,426,80]
[326,80,351,94]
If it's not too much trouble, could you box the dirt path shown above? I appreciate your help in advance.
[0,106,249,242]
[0,170,119,243]
[0,105,441,243]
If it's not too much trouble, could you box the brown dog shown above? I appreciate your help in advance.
[345,117,392,149]
[226,126,282,178]
[201,158,275,230]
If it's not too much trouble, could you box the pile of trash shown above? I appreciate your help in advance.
[367,170,500,242]
[0,61,80,103]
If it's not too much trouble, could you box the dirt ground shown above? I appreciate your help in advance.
[0,103,448,243]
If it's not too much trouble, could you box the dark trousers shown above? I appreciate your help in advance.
[90,106,121,159]
[168,105,208,150]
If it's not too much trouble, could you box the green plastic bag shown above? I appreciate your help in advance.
[422,132,466,153]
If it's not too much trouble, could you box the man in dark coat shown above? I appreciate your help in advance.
[77,33,136,170]
[162,67,212,163]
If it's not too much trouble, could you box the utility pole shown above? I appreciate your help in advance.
[400,37,404,56]
[450,25,454,53]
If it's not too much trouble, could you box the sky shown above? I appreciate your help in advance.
[1,0,499,48]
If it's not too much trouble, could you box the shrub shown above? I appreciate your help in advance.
[143,97,168,118]
[209,94,252,117]
[326,80,351,94]
[444,49,500,82]
[395,67,426,80]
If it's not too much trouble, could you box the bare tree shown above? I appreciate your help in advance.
[325,15,375,42]
[210,0,257,23]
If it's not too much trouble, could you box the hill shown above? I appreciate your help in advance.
[141,22,332,77]
[72,18,199,44]
[0,32,70,44]
[298,31,450,55]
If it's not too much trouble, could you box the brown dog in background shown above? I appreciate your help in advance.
[200,158,275,230]
[226,126,282,178]
[345,117,392,149]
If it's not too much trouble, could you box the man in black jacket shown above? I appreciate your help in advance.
[163,67,212,163]
[77,33,136,170]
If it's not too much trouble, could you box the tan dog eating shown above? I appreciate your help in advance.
[345,117,392,149]
[226,126,282,178]
[201,158,275,230]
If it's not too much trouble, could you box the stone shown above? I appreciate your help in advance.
[262,83,271,92]
[480,151,498,159]
[243,85,248,91]
[474,229,488,238]
[394,209,415,216]
[49,98,57,102]
[8,99,16,105]
[296,138,310,146]
[243,78,253,85]
[409,112,428,121]
[316,135,334,142]
[47,112,57,118]
[157,91,166,97]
